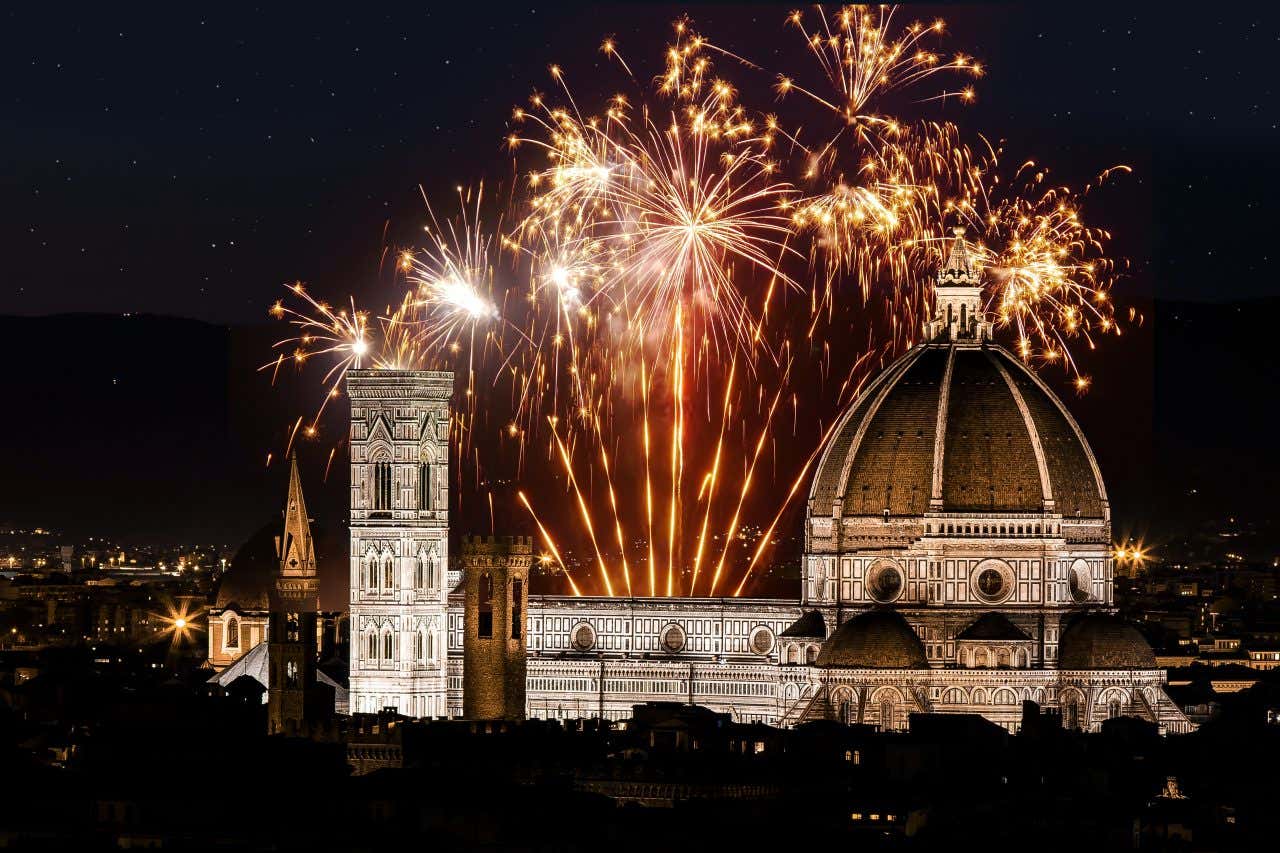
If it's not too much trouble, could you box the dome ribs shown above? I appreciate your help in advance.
[929,346,956,508]
[810,347,923,512]
[988,352,1055,508]
[999,352,1108,520]
[942,351,1042,512]
[808,340,1107,523]
[844,347,948,516]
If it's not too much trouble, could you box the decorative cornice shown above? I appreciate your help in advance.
[1003,351,1111,522]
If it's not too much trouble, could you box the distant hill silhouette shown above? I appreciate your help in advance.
[0,302,1272,556]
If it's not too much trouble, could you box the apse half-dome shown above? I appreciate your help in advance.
[817,609,929,669]
[1058,613,1157,670]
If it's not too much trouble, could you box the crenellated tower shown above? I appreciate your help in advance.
[347,369,452,717]
[462,535,531,720]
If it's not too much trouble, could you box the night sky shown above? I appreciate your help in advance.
[3,4,1278,557]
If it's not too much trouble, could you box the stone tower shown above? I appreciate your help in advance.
[462,535,531,720]
[268,454,321,735]
[347,369,452,717]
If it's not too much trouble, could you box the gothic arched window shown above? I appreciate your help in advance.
[365,555,376,590]
[414,631,424,661]
[383,556,394,590]
[225,616,240,649]
[371,459,392,512]
[1109,699,1122,719]
[426,631,435,661]
[383,632,394,661]
[414,557,424,590]
[366,632,377,661]
[418,462,431,510]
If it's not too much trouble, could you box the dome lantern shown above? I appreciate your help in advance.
[926,227,992,343]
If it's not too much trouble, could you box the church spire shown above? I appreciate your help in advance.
[277,453,316,579]
[268,453,324,736]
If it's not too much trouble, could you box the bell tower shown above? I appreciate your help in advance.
[268,454,321,735]
[347,369,452,718]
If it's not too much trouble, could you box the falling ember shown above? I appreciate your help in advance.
[263,6,1133,598]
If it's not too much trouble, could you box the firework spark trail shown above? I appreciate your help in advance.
[688,356,736,596]
[641,355,657,596]
[732,402,850,597]
[266,6,1132,598]
[779,5,979,124]
[666,306,684,597]
[586,392,634,597]
[706,355,793,598]
[519,490,582,596]
[549,422,616,596]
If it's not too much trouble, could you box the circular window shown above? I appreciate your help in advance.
[1068,559,1091,602]
[971,560,1013,603]
[866,560,904,603]
[661,623,686,653]
[749,626,775,656]
[571,622,596,652]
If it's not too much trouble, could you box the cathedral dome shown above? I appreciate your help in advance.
[214,523,278,611]
[817,609,928,669]
[215,520,347,612]
[1058,613,1156,670]
[808,342,1107,520]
